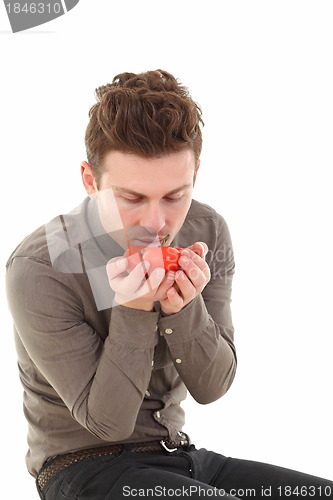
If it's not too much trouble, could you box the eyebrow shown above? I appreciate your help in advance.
[111,183,192,198]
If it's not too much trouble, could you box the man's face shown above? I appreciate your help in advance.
[93,149,198,250]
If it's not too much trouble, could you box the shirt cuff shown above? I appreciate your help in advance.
[158,294,210,345]
[109,303,160,348]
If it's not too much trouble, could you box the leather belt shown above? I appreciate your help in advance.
[37,433,189,493]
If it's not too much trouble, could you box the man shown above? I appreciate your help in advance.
[6,70,332,499]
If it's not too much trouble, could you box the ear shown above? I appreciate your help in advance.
[193,160,200,186]
[81,161,98,199]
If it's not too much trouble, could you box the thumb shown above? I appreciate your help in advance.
[187,242,208,258]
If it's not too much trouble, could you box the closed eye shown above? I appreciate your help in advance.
[121,197,142,204]
[121,196,183,204]
[164,196,183,202]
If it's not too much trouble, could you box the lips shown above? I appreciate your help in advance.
[134,236,170,247]
[134,238,158,246]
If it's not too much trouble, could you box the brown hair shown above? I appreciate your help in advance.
[85,69,204,186]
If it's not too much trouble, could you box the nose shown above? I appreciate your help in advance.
[139,201,166,235]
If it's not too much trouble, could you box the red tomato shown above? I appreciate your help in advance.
[143,246,182,273]
[124,246,182,273]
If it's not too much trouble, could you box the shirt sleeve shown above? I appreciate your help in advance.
[6,256,160,442]
[158,215,237,404]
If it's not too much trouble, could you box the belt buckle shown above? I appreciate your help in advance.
[160,439,178,452]
[160,431,187,453]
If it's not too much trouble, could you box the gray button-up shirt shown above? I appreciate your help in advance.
[6,197,236,478]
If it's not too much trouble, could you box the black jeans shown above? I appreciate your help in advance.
[37,445,333,499]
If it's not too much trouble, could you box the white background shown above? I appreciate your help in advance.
[1,1,332,498]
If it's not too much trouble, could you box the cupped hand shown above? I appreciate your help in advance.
[106,256,176,311]
[159,241,210,315]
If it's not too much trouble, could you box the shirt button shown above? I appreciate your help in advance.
[156,411,161,419]
[175,358,182,364]
[159,331,164,336]
[145,390,150,397]
[165,328,173,335]
[155,324,159,332]
[151,360,154,367]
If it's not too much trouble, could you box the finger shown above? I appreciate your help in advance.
[166,285,183,308]
[186,248,211,281]
[186,242,208,258]
[139,267,166,295]
[155,271,176,300]
[125,260,152,292]
[106,256,128,281]
[178,251,210,285]
[110,260,151,298]
[180,248,207,271]
[174,270,196,300]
